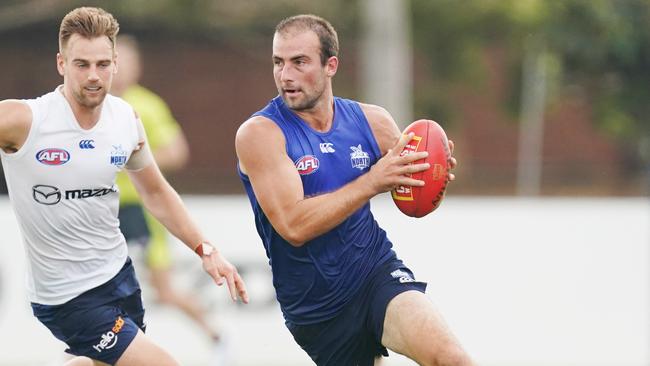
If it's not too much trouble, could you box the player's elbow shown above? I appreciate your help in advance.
[278,228,307,247]
[268,212,310,246]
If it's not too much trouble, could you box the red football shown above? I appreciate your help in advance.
[391,119,451,218]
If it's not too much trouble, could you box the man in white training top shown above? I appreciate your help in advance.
[0,7,248,366]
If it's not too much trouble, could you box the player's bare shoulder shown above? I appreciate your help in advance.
[0,100,33,153]
[235,115,285,151]
[358,102,401,155]
[235,115,286,174]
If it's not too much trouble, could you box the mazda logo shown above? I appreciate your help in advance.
[33,185,61,205]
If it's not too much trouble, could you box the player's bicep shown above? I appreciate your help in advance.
[359,103,401,156]
[250,154,304,225]
[0,100,31,152]
[125,118,154,171]
[236,118,303,225]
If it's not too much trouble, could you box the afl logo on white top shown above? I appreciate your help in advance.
[32,185,62,205]
[36,148,70,166]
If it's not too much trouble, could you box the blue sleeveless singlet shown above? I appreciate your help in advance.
[239,96,396,324]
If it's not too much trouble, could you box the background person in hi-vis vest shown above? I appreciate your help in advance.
[111,34,231,365]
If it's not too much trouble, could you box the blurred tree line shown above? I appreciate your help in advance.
[409,0,649,187]
[0,0,647,195]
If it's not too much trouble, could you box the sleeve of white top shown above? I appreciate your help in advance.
[125,118,154,171]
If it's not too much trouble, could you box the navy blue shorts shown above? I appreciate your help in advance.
[31,258,146,365]
[286,258,427,366]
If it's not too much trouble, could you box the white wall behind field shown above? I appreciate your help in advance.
[0,195,648,366]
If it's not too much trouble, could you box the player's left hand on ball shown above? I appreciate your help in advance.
[448,139,457,181]
[202,250,249,304]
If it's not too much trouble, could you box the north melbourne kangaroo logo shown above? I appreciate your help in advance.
[350,145,370,170]
[110,145,128,167]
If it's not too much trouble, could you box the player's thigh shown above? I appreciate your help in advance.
[381,290,468,364]
[63,356,109,366]
[115,330,179,366]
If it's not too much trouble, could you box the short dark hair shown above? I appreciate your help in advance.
[275,14,339,66]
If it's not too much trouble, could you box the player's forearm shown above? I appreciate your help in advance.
[140,184,204,251]
[276,173,376,246]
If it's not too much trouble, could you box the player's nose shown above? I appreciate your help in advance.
[87,66,100,81]
[279,65,295,82]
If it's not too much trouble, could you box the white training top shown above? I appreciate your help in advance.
[0,86,145,305]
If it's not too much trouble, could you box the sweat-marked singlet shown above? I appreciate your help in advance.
[239,96,396,325]
[0,87,144,305]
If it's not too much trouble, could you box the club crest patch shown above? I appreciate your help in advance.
[110,145,128,168]
[350,144,370,170]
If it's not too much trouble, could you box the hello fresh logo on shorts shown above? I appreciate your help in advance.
[390,269,415,283]
[93,316,125,353]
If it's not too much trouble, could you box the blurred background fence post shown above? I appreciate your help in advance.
[360,0,413,128]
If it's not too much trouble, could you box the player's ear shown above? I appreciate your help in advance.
[326,56,338,77]
[56,52,65,77]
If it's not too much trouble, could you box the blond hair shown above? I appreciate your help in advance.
[59,7,120,54]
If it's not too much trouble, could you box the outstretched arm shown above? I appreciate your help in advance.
[235,114,429,247]
[0,100,32,153]
[127,136,248,303]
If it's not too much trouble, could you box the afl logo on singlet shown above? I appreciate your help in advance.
[36,148,70,165]
[295,155,320,175]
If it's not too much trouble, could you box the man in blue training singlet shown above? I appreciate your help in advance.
[236,14,475,366]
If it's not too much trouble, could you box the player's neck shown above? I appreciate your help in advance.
[60,87,103,130]
[294,94,334,133]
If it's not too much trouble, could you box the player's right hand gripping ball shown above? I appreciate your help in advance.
[391,119,451,218]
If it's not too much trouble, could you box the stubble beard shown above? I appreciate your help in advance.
[72,87,106,109]
[282,84,325,112]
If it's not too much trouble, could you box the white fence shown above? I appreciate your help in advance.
[0,195,648,366]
